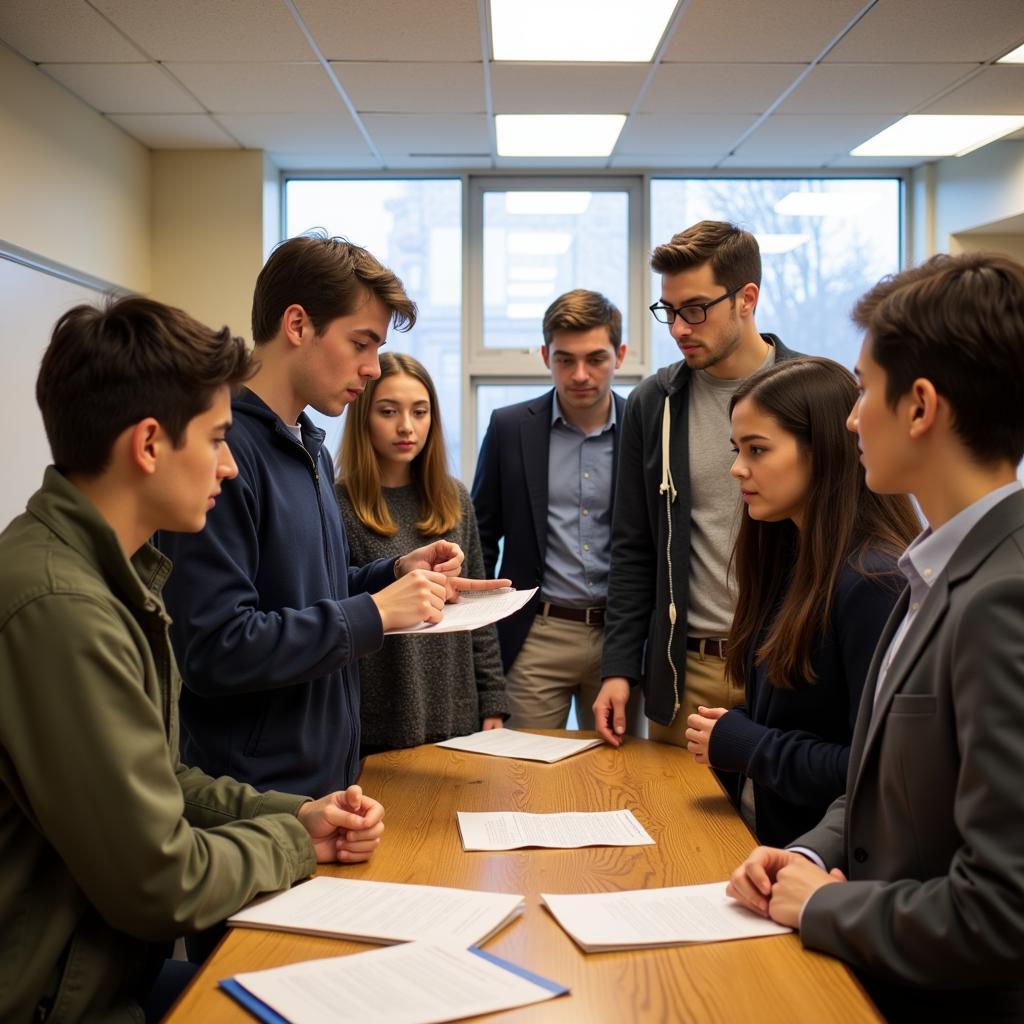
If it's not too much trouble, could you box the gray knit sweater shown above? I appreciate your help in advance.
[336,480,508,750]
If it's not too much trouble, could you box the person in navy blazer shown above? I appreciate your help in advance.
[727,252,1024,1022]
[472,290,639,731]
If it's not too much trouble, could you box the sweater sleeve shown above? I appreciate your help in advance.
[709,567,902,807]
[459,484,509,721]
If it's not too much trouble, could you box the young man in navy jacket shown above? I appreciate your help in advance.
[159,234,506,800]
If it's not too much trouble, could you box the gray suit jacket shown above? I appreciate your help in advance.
[795,488,1024,1017]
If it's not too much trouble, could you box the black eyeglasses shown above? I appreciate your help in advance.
[649,285,742,326]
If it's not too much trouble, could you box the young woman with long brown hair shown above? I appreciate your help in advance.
[336,352,507,755]
[684,356,920,847]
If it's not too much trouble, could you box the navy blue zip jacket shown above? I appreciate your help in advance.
[157,388,393,797]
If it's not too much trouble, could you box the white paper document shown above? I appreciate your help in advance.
[228,876,524,947]
[436,727,603,763]
[541,881,792,952]
[457,809,655,851]
[221,943,568,1024]
[386,586,538,635]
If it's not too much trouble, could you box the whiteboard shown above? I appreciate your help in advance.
[0,247,119,527]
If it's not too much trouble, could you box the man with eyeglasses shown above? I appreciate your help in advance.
[594,220,802,750]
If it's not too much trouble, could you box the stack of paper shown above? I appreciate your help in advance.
[437,727,603,763]
[221,943,568,1024]
[228,877,524,947]
[457,809,654,851]
[541,882,792,952]
[385,587,537,635]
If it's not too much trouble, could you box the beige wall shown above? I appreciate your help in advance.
[151,150,267,342]
[0,42,150,292]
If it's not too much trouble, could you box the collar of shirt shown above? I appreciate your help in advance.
[898,479,1023,591]
[550,392,617,436]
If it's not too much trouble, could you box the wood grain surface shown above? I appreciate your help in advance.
[165,734,881,1023]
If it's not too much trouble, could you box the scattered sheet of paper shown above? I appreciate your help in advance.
[221,943,568,1024]
[437,727,603,763]
[457,809,654,851]
[541,882,792,952]
[228,876,523,947]
[386,586,538,635]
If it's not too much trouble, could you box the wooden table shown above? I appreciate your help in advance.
[166,734,880,1022]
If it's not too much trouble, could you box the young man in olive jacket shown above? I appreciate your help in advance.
[0,297,384,1023]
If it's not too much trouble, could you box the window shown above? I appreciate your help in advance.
[649,178,901,370]
[285,178,463,469]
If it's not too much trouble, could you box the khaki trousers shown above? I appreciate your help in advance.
[647,646,745,748]
[506,614,643,733]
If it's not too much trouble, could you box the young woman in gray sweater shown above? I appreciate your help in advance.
[336,353,508,755]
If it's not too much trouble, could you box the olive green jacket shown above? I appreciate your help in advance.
[0,469,317,1023]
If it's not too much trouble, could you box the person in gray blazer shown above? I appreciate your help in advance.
[727,251,1024,1022]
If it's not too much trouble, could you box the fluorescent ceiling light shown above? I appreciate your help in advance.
[490,0,676,62]
[496,115,626,157]
[507,282,556,298]
[507,231,574,255]
[506,302,548,320]
[773,192,878,218]
[851,115,1024,157]
[755,233,810,254]
[508,266,559,280]
[997,42,1024,63]
[505,191,593,216]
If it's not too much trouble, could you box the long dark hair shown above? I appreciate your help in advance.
[725,357,919,690]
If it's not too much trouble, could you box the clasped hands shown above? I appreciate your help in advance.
[727,846,847,928]
[372,539,511,631]
[297,784,385,864]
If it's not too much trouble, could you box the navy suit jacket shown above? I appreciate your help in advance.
[471,388,626,672]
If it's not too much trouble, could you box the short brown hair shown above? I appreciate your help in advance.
[542,289,622,350]
[37,295,252,476]
[853,251,1024,466]
[650,220,761,292]
[251,232,417,344]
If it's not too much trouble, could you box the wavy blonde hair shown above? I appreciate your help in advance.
[337,353,460,537]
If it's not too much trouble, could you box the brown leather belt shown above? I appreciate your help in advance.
[539,601,605,626]
[686,636,728,658]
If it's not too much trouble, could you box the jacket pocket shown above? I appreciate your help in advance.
[890,693,937,715]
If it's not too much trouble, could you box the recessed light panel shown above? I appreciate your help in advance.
[490,0,677,62]
[851,115,1024,158]
[496,114,626,157]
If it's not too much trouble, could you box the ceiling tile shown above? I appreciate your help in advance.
[166,62,341,114]
[718,153,832,169]
[217,112,372,154]
[382,155,493,169]
[825,0,1024,62]
[617,114,757,155]
[733,113,898,157]
[92,0,313,61]
[333,62,485,113]
[778,63,976,114]
[642,63,805,114]
[295,0,481,61]
[0,0,145,61]
[271,152,383,171]
[920,67,1024,115]
[609,153,723,168]
[491,64,648,114]
[360,113,489,154]
[40,63,203,114]
[107,113,238,149]
[826,154,927,168]
[663,0,866,62]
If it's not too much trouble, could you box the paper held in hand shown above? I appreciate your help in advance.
[457,809,655,851]
[228,876,524,948]
[385,586,538,635]
[541,882,792,952]
[437,727,603,763]
[221,943,568,1024]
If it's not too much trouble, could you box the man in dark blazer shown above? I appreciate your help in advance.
[472,289,639,731]
[727,252,1024,1022]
